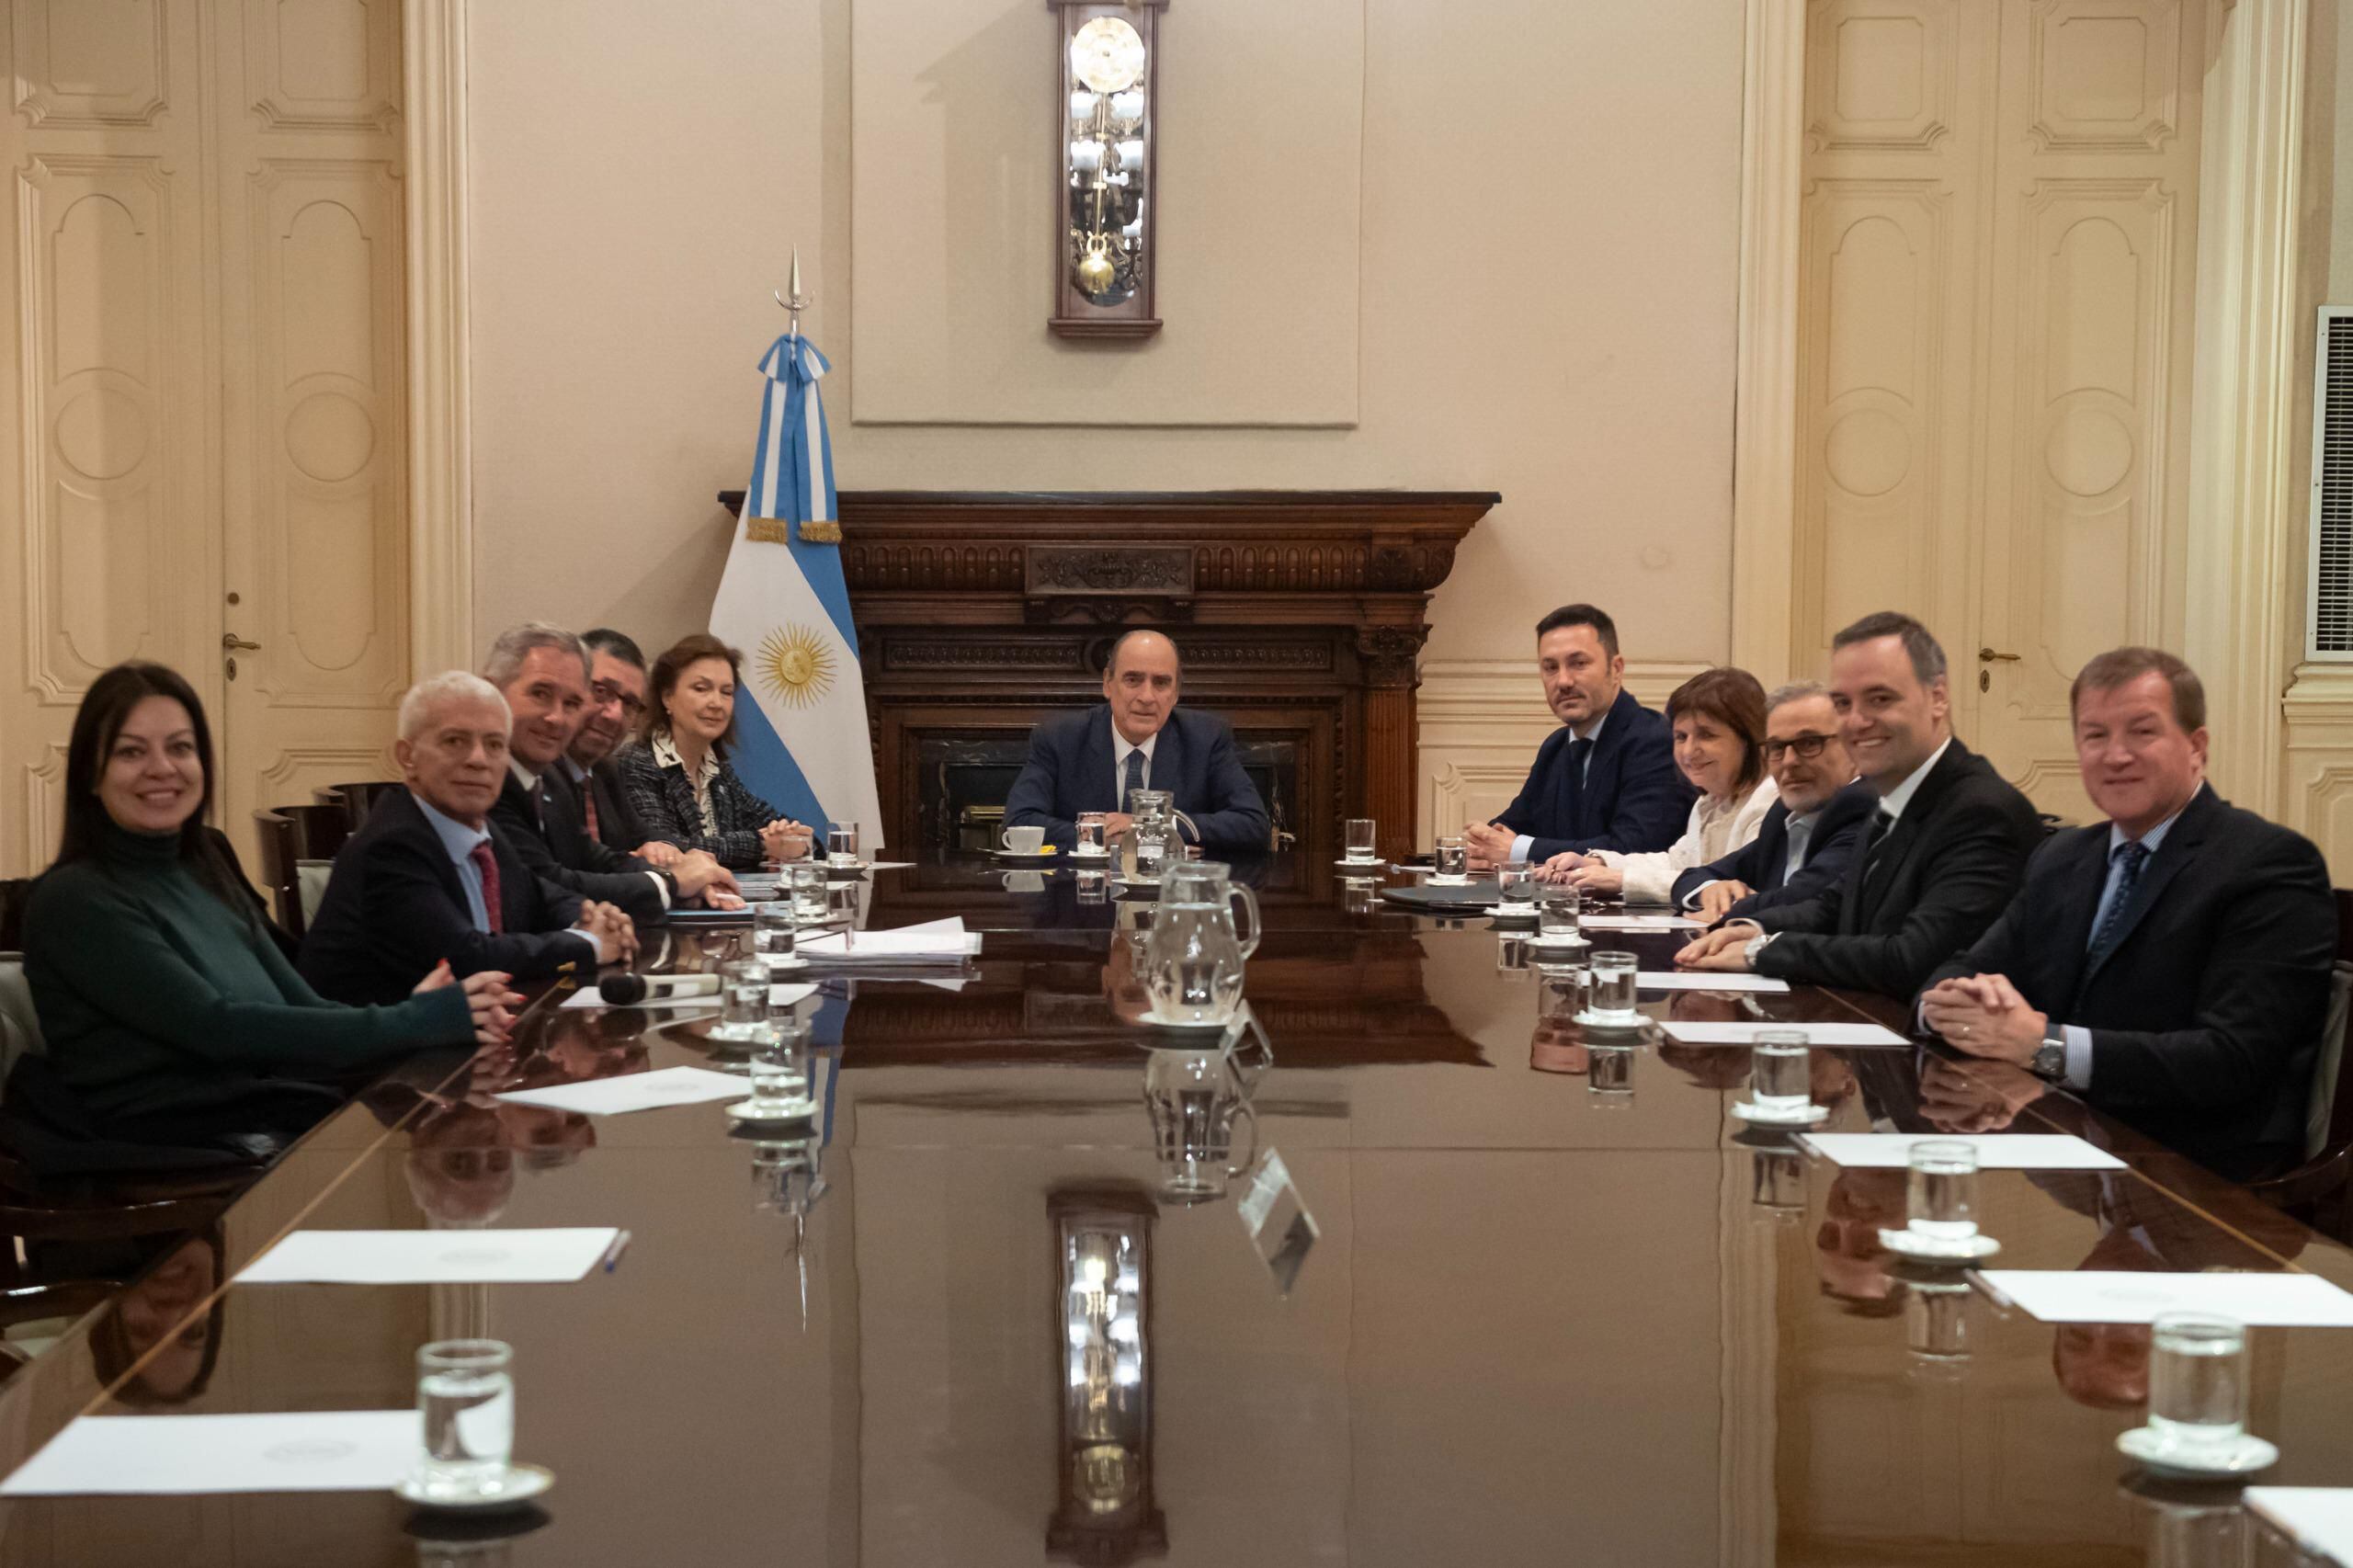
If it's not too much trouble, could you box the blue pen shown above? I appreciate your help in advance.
[600,1230,633,1273]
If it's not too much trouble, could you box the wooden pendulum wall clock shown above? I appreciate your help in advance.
[1049,1,1166,339]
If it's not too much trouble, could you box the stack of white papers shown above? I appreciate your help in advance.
[1661,1020,1907,1047]
[2,1411,420,1495]
[494,1065,745,1116]
[1636,972,1790,994]
[1792,1133,2125,1170]
[2247,1489,2353,1561]
[560,986,714,1012]
[1583,915,1703,932]
[1977,1270,2353,1325]
[235,1227,620,1285]
[801,916,980,966]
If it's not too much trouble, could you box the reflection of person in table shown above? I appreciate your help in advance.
[89,1229,224,1405]
[1529,1020,1588,1076]
[1814,1169,1904,1316]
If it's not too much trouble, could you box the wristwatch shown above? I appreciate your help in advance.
[2029,1031,2068,1081]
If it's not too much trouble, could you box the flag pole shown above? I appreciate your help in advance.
[774,246,812,344]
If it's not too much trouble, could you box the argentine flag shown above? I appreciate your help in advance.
[709,331,884,846]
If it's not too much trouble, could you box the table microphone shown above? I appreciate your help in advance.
[597,972,721,1006]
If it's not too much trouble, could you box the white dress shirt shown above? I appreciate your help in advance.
[1111,729,1159,801]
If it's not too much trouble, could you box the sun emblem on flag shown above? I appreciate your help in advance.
[757,624,836,709]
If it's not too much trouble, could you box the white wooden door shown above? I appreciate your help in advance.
[1794,0,2205,823]
[0,0,406,879]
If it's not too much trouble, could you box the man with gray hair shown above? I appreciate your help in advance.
[481,622,740,919]
[300,671,638,1006]
[1671,680,1876,923]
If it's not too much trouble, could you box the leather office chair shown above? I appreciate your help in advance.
[252,804,350,938]
[320,780,403,834]
[2250,889,2353,1235]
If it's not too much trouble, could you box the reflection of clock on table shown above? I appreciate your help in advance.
[1050,1,1167,340]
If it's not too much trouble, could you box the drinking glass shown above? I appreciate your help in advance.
[717,958,772,1043]
[1345,818,1378,863]
[1748,1029,1812,1119]
[1496,859,1535,904]
[752,901,799,971]
[1904,1139,1980,1248]
[1537,882,1584,943]
[414,1339,514,1498]
[825,821,859,866]
[1588,949,1640,1021]
[2148,1313,2250,1454]
[745,1016,812,1114]
[1075,812,1108,856]
[790,861,829,921]
[1432,835,1468,881]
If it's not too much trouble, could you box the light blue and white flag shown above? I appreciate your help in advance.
[708,330,884,845]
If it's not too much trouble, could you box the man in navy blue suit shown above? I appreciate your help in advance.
[1670,681,1875,922]
[1004,631,1271,853]
[1462,604,1695,869]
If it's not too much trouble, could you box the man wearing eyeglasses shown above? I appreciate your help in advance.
[1672,681,1875,923]
[566,628,664,860]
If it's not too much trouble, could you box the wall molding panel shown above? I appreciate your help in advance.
[11,0,171,129]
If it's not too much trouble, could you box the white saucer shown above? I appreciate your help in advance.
[1069,846,1111,861]
[1488,904,1539,924]
[1527,937,1591,957]
[1730,1100,1829,1126]
[762,956,810,974]
[396,1462,555,1513]
[1426,874,1471,887]
[1875,1226,2002,1263]
[726,1096,816,1125]
[1137,1009,1234,1031]
[822,859,871,872]
[1335,857,1385,871]
[2116,1426,2279,1480]
[989,850,1061,863]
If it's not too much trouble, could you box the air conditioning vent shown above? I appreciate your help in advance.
[2309,309,2353,658]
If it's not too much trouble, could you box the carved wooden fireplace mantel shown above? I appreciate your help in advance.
[712,489,1495,869]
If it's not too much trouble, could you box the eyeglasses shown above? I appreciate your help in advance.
[1763,733,1836,763]
[591,680,646,720]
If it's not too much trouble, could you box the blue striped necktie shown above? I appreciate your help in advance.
[2085,840,2150,970]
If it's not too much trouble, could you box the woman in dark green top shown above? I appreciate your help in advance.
[22,663,521,1142]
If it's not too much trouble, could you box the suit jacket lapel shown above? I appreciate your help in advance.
[1754,801,1790,889]
[1155,712,1188,803]
[2077,787,2219,990]
[394,790,472,914]
[2043,833,2107,1006]
[1087,706,1122,814]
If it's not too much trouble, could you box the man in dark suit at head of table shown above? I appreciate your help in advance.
[1674,610,2042,998]
[1461,604,1696,870]
[1918,647,2336,1182]
[1003,630,1271,853]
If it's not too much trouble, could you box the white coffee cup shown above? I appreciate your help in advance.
[1001,824,1046,855]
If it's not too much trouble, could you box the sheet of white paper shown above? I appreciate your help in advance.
[559,987,716,1012]
[2,1411,420,1495]
[1663,1020,1908,1047]
[1583,915,1704,931]
[801,917,980,963]
[2246,1489,2353,1561]
[1635,972,1790,993]
[236,1227,620,1285]
[1793,1132,2125,1171]
[767,982,818,1006]
[1977,1270,2353,1326]
[862,860,915,871]
[494,1065,745,1116]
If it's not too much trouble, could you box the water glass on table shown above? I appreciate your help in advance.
[2146,1313,2250,1455]
[1495,858,1535,904]
[1587,949,1640,1021]
[1746,1029,1812,1119]
[414,1339,515,1500]
[745,1015,813,1114]
[1432,834,1468,883]
[790,861,829,922]
[752,901,799,971]
[825,821,859,866]
[1344,818,1378,864]
[1535,882,1583,944]
[717,958,773,1043]
[1904,1139,1980,1251]
[1074,812,1108,857]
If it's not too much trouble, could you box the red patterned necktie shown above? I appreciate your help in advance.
[579,776,600,842]
[467,840,505,934]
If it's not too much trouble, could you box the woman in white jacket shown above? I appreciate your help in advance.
[1539,667,1776,903]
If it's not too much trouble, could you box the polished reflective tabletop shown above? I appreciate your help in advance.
[3,858,2348,1566]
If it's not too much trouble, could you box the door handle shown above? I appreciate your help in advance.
[1977,648,2020,663]
[222,633,261,651]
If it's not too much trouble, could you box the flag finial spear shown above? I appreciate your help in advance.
[774,247,813,338]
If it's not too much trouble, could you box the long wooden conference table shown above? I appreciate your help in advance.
[2,855,2350,1566]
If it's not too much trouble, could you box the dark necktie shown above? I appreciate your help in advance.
[2084,840,2151,970]
[467,840,505,934]
[579,775,601,843]
[1122,747,1146,809]
[529,776,548,833]
[1859,808,1899,888]
[1563,737,1594,826]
